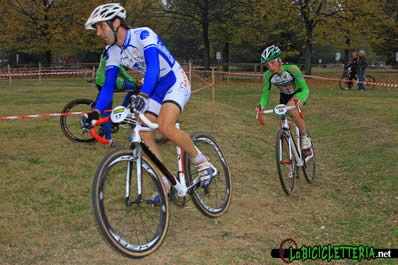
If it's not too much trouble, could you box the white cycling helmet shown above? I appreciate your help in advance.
[85,3,126,30]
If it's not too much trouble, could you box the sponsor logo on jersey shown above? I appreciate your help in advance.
[140,30,150,40]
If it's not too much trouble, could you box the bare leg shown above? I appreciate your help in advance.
[140,113,163,161]
[157,103,199,158]
[287,97,307,133]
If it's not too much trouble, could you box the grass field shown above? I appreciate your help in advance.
[0,74,397,265]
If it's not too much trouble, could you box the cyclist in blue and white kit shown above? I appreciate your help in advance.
[81,3,214,192]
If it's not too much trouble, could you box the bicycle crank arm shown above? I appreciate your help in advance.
[174,181,188,197]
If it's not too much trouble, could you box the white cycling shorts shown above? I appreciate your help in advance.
[146,69,191,116]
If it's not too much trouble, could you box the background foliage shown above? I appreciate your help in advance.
[0,0,397,72]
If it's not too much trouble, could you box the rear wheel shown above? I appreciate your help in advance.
[276,129,296,195]
[184,132,232,218]
[302,133,316,184]
[92,148,169,258]
[364,75,376,89]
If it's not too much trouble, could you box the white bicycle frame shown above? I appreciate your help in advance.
[262,104,313,167]
[111,107,201,199]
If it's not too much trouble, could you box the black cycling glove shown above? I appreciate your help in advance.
[80,111,100,131]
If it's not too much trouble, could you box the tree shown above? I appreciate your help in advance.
[315,0,393,65]
[164,0,246,69]
[231,0,304,62]
[0,0,102,64]
[367,0,398,65]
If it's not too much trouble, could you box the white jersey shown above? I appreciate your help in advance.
[100,27,190,114]
[105,27,179,78]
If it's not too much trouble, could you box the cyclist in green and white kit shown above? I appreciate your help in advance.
[256,45,312,151]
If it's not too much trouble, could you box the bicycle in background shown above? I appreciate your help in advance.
[60,78,167,144]
[257,103,316,195]
[90,103,232,257]
[339,67,376,90]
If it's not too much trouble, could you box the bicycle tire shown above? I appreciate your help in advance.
[365,75,376,89]
[92,148,169,258]
[339,76,354,90]
[275,129,296,195]
[302,133,316,184]
[60,98,98,143]
[183,132,232,218]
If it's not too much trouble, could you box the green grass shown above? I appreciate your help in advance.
[0,77,397,265]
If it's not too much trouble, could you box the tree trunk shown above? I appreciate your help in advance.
[201,22,210,70]
[304,40,312,75]
[344,37,351,66]
[222,42,229,72]
[45,50,52,65]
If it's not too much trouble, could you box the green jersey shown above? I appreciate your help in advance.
[259,64,309,107]
[95,55,137,90]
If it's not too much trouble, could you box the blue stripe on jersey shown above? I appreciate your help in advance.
[151,70,176,104]
[158,49,175,68]
[95,65,119,113]
[140,46,160,96]
[122,29,131,50]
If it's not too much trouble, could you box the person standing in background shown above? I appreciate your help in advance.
[357,50,368,91]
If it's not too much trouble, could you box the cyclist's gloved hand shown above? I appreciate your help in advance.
[130,94,148,112]
[80,111,100,131]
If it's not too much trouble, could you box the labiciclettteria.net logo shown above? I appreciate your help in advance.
[271,238,398,263]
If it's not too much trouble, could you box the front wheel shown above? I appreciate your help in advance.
[339,76,354,90]
[184,132,232,218]
[92,148,169,258]
[60,98,98,143]
[276,129,296,195]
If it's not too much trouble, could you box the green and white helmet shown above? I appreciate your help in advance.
[260,45,282,64]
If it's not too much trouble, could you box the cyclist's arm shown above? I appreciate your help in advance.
[95,56,106,87]
[139,46,160,97]
[118,65,137,84]
[94,46,121,114]
[94,65,119,114]
[289,66,309,103]
[259,71,272,107]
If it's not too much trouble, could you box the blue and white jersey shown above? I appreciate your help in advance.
[95,27,188,113]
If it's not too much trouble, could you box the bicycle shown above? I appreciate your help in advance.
[59,78,168,144]
[339,68,376,90]
[89,104,232,258]
[257,103,316,195]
